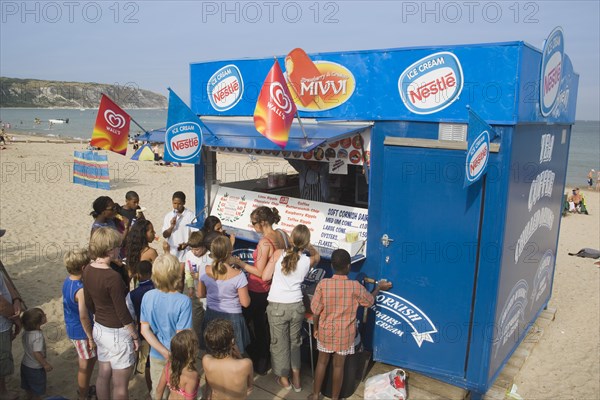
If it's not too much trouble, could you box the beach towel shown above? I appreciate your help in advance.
[568,248,600,259]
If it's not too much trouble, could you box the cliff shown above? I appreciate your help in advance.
[0,77,167,108]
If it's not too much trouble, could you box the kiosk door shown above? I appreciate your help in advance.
[371,143,484,379]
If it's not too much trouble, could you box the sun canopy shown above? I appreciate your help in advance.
[200,118,372,152]
[131,143,155,161]
[136,128,166,143]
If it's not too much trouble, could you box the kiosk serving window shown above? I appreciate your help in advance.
[200,120,372,260]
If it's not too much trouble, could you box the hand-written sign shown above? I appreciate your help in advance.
[211,187,368,252]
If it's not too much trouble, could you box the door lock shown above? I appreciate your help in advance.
[381,234,394,247]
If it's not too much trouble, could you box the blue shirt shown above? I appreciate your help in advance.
[62,277,93,340]
[140,289,192,360]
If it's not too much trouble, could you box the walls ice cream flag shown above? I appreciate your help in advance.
[164,89,204,164]
[465,108,495,187]
[254,59,297,149]
[90,94,131,155]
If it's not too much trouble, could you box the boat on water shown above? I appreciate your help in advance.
[48,118,69,124]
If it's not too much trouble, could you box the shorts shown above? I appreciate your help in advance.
[135,340,150,375]
[317,340,355,356]
[20,364,46,395]
[0,329,14,377]
[71,339,97,360]
[93,322,136,369]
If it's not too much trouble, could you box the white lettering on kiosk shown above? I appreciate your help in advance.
[514,207,555,264]
[539,133,554,163]
[528,170,555,211]
[373,292,438,348]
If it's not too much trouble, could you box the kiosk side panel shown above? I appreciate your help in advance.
[488,124,571,380]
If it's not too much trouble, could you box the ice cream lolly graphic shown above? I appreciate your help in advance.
[285,48,322,107]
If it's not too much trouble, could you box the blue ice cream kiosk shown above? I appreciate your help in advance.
[183,31,578,396]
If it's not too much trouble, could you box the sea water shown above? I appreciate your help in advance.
[0,108,167,140]
[0,108,598,186]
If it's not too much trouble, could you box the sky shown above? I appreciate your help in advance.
[1,0,599,120]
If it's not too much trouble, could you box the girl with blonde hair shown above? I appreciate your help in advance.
[83,227,138,400]
[140,254,192,399]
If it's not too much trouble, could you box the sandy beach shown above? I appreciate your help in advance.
[0,136,598,399]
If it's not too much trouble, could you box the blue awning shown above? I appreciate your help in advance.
[135,128,166,143]
[200,119,372,152]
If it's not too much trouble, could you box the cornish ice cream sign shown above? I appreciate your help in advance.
[398,52,463,115]
[208,64,244,111]
[372,291,437,347]
[540,27,564,117]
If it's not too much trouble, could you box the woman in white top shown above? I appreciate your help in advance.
[263,224,320,392]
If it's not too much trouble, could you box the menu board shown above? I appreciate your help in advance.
[207,131,371,172]
[211,187,368,252]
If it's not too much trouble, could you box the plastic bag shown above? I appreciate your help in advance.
[364,368,407,400]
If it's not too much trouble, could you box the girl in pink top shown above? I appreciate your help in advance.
[155,330,200,400]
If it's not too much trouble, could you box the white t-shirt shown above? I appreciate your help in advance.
[162,208,196,261]
[183,250,211,290]
[268,253,311,304]
[22,330,45,369]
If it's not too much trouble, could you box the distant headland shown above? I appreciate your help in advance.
[0,77,167,109]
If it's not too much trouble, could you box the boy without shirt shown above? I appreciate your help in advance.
[202,319,253,400]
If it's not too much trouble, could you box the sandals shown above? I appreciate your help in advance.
[291,383,302,393]
[276,376,292,390]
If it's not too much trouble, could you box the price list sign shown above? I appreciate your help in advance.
[211,187,368,251]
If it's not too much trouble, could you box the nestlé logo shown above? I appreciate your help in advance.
[398,52,463,115]
[207,64,244,112]
[166,122,201,161]
[540,27,564,117]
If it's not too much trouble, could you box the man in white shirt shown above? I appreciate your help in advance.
[162,191,196,262]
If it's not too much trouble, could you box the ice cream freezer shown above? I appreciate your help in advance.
[186,32,578,396]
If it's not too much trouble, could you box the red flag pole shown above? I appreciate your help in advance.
[282,55,311,147]
[295,110,311,147]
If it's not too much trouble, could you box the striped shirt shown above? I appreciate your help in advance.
[311,275,374,352]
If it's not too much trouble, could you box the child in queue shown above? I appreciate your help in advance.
[198,236,250,355]
[262,224,320,391]
[140,254,192,399]
[201,216,235,247]
[117,191,145,222]
[124,219,158,285]
[125,260,155,395]
[183,231,209,344]
[155,330,200,400]
[61,249,96,400]
[20,308,52,400]
[309,249,393,400]
[202,319,253,400]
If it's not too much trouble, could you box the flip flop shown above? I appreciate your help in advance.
[276,376,292,390]
[292,383,302,393]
